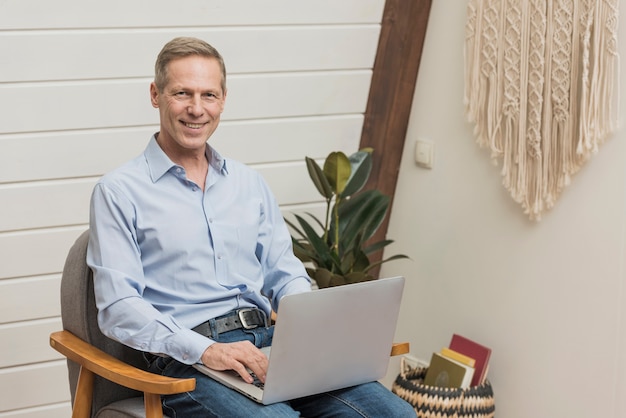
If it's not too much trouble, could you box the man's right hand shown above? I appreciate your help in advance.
[201,341,269,384]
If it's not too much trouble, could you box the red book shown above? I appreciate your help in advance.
[449,334,491,386]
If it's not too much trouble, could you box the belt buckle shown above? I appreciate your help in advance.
[238,308,266,330]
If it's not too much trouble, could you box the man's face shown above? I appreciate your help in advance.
[150,55,226,156]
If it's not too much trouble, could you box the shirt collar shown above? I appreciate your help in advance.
[208,144,229,175]
[145,134,229,183]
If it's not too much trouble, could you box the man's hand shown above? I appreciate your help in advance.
[201,341,269,384]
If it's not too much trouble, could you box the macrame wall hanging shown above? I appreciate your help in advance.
[465,0,620,220]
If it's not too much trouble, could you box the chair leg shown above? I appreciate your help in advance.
[144,393,164,418]
[72,366,95,418]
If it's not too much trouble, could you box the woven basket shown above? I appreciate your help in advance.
[392,361,495,418]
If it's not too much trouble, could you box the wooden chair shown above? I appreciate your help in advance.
[50,230,408,418]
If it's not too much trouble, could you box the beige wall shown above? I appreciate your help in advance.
[0,1,383,416]
[382,1,626,417]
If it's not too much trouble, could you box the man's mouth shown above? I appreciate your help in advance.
[182,121,205,129]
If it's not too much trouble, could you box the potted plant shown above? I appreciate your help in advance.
[286,148,408,288]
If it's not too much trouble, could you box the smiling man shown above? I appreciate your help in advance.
[87,37,415,417]
[149,49,225,190]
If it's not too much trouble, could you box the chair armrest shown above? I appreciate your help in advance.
[50,330,195,395]
[391,342,410,356]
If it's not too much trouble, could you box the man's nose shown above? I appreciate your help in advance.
[187,95,204,116]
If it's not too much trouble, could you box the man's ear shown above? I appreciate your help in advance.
[220,88,227,112]
[149,82,159,108]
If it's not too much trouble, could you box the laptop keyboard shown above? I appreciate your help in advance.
[250,372,264,390]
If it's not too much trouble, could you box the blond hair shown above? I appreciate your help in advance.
[154,37,226,93]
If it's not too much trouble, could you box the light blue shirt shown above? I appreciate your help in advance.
[87,135,311,365]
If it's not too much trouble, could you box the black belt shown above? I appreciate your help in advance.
[192,308,269,337]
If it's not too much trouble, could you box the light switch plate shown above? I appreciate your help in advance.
[415,140,434,168]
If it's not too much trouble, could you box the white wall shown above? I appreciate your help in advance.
[0,1,384,416]
[381,1,626,417]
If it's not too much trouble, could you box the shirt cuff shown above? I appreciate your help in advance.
[171,328,214,365]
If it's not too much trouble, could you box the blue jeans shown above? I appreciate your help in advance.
[146,326,415,417]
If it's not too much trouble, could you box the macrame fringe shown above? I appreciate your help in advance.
[465,0,620,220]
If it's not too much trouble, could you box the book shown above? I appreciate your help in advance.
[449,334,492,386]
[424,352,474,389]
[440,347,476,367]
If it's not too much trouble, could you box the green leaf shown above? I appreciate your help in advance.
[291,242,314,263]
[306,157,333,199]
[339,250,355,273]
[343,271,375,285]
[323,152,351,195]
[293,214,338,271]
[313,268,333,288]
[350,249,371,273]
[337,190,389,252]
[363,254,410,274]
[284,217,306,240]
[342,149,373,197]
[303,211,326,232]
[362,239,394,255]
[328,274,349,287]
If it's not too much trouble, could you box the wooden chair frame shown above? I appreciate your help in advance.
[50,330,196,418]
[50,330,408,418]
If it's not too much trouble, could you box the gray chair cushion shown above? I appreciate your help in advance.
[61,230,149,417]
[95,397,175,418]
[95,398,146,418]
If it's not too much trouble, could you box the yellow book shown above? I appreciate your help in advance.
[440,347,476,367]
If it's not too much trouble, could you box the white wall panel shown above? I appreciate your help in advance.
[0,362,70,413]
[0,72,371,134]
[0,319,62,367]
[0,403,72,418]
[0,127,156,184]
[0,227,86,280]
[0,79,156,134]
[258,163,319,205]
[0,276,61,323]
[1,27,379,83]
[224,71,372,120]
[0,165,323,233]
[0,115,362,184]
[0,0,384,29]
[0,0,386,415]
[0,179,93,232]
[210,115,362,163]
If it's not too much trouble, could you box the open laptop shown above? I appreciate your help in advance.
[193,276,405,404]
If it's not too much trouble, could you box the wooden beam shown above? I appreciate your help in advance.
[360,0,432,274]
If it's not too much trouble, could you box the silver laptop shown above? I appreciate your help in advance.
[193,276,405,404]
